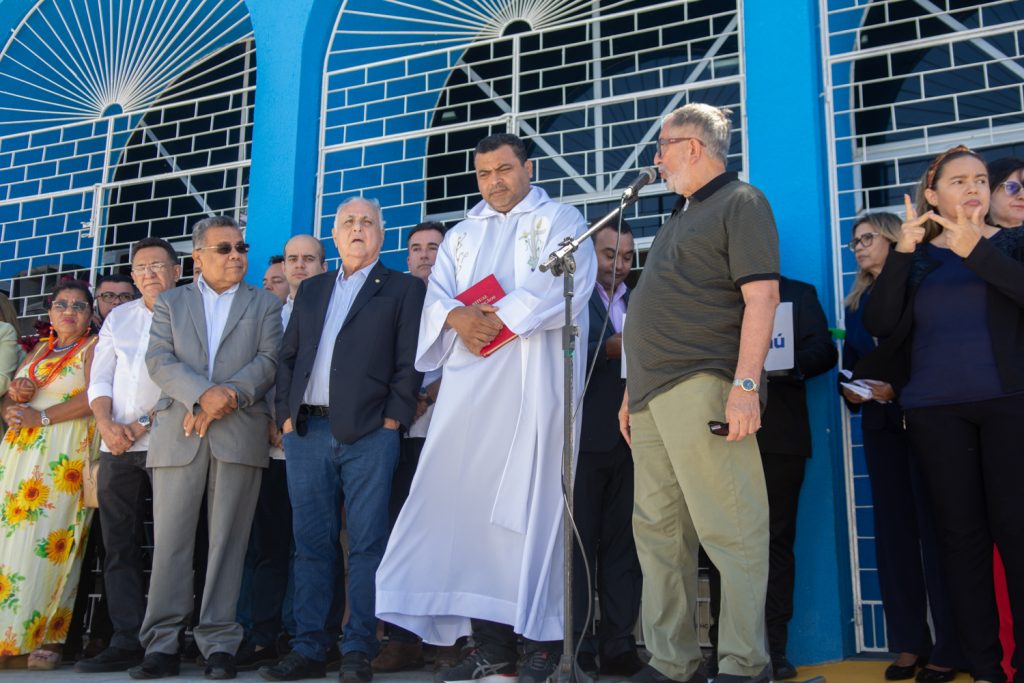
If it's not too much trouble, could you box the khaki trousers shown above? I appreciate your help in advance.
[631,373,769,680]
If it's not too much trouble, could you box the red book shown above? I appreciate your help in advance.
[455,274,518,357]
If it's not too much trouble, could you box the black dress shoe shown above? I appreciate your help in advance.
[915,667,956,682]
[577,652,599,679]
[601,649,645,677]
[74,645,145,673]
[236,641,280,672]
[205,652,237,680]
[886,656,926,681]
[128,652,181,679]
[628,663,704,683]
[260,650,327,681]
[340,651,373,683]
[771,656,798,680]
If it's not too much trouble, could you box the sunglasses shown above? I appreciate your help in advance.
[198,241,250,255]
[1000,180,1023,197]
[96,291,137,303]
[50,300,90,313]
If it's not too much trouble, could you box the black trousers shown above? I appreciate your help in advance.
[571,440,641,658]
[471,618,559,659]
[862,422,962,666]
[246,458,293,647]
[708,451,805,658]
[904,394,1024,683]
[383,437,424,644]
[97,450,153,651]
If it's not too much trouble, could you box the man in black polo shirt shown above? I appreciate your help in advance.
[619,103,780,683]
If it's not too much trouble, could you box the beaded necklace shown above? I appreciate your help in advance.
[27,334,90,389]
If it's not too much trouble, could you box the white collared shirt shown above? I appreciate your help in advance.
[87,299,161,452]
[282,295,294,330]
[302,260,378,406]
[196,275,240,380]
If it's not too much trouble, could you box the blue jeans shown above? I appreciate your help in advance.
[285,417,399,660]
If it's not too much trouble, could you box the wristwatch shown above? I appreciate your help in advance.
[39,410,50,427]
[733,377,759,392]
[137,415,151,431]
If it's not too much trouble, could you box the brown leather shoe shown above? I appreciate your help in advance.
[431,643,466,672]
[371,640,425,673]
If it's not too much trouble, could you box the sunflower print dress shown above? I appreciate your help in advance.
[0,338,98,655]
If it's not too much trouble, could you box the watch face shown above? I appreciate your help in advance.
[740,378,756,391]
[138,415,151,426]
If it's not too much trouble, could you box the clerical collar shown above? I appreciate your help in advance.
[672,171,739,214]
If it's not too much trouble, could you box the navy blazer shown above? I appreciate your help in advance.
[580,287,628,453]
[275,261,425,445]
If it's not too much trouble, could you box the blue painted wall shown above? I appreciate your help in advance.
[244,0,342,272]
[745,0,853,664]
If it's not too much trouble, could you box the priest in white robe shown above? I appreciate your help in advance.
[376,133,595,683]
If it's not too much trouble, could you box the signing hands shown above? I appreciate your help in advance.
[446,304,503,356]
[900,194,984,257]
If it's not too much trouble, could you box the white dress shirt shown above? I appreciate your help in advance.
[87,299,162,452]
[303,260,378,406]
[282,295,294,331]
[196,275,240,380]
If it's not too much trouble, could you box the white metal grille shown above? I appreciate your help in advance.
[0,0,254,332]
[318,0,746,273]
[821,0,1024,654]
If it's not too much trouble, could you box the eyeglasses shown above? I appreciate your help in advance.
[655,137,705,154]
[847,232,880,251]
[197,241,250,255]
[1000,180,1023,197]
[96,291,137,303]
[131,262,174,275]
[50,300,90,313]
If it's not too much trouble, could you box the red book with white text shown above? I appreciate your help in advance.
[455,274,517,357]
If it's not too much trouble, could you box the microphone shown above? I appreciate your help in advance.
[621,167,657,201]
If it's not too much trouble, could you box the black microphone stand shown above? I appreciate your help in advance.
[539,191,644,683]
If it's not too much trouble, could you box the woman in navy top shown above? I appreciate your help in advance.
[861,146,1024,683]
[843,213,962,683]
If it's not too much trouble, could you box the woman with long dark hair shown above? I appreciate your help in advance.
[860,145,1024,683]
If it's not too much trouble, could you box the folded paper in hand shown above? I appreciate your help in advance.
[455,274,518,357]
[839,369,874,400]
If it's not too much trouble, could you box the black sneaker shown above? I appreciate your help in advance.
[74,645,145,673]
[518,649,558,683]
[435,647,517,683]
[340,651,373,683]
[259,650,327,681]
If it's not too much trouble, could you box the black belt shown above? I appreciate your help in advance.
[300,404,329,417]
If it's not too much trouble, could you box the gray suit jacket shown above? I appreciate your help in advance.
[145,281,283,468]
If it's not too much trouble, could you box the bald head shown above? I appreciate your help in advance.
[283,233,327,297]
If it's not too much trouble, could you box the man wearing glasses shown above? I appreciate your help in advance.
[78,237,181,674]
[133,216,283,680]
[619,104,780,683]
[92,273,138,327]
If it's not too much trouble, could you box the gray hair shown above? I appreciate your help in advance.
[336,196,386,230]
[192,215,242,249]
[664,104,732,163]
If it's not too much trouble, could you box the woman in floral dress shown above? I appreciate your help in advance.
[0,280,98,669]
